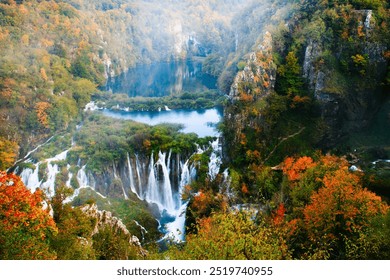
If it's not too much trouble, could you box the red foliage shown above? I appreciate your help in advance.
[272,203,286,226]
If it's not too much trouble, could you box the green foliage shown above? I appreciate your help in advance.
[98,90,225,112]
[72,188,161,244]
[72,113,205,173]
[50,185,96,259]
[236,60,246,71]
[92,226,139,260]
[165,211,292,260]
[275,51,305,96]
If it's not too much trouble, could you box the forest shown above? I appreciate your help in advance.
[0,0,389,260]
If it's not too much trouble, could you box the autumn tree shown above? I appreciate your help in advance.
[0,137,18,170]
[165,211,292,260]
[282,155,390,259]
[0,172,57,259]
[35,101,51,129]
[302,167,389,259]
[49,185,96,259]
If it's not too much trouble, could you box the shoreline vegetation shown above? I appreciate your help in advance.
[91,90,227,112]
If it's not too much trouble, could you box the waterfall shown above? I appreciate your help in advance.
[179,160,191,192]
[156,151,175,213]
[146,153,160,207]
[208,138,222,181]
[19,138,223,242]
[135,154,143,197]
[113,162,128,199]
[20,162,41,193]
[77,165,89,187]
[127,153,137,197]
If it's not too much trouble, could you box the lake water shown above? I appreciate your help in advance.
[105,59,217,97]
[102,59,222,136]
[102,107,223,137]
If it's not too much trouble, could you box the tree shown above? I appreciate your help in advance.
[302,167,389,259]
[165,211,292,260]
[50,185,96,260]
[276,51,305,96]
[0,172,57,259]
[0,137,18,170]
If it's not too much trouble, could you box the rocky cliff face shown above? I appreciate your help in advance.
[229,31,277,100]
[81,203,147,257]
[225,8,388,157]
[302,10,388,147]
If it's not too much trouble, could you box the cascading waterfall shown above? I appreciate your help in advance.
[19,137,223,242]
[20,149,69,196]
[156,151,175,213]
[208,138,222,181]
[145,153,160,208]
[127,153,137,197]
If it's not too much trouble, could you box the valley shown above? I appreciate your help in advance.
[0,0,389,260]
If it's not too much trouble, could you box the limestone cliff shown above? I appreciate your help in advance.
[81,203,147,257]
[302,9,388,147]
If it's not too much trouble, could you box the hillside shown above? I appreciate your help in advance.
[0,0,389,260]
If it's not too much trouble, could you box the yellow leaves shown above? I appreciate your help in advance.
[0,77,16,99]
[40,68,48,81]
[19,4,29,15]
[142,139,151,150]
[35,101,51,128]
[21,34,29,46]
[0,137,19,170]
[0,28,9,42]
[41,38,54,48]
[357,25,365,37]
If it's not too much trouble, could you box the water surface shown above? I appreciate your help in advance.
[102,107,223,137]
[105,59,217,97]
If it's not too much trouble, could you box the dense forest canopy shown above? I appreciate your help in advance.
[0,0,389,260]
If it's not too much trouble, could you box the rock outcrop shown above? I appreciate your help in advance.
[302,10,387,147]
[81,204,147,257]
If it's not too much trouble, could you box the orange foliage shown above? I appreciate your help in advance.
[241,183,249,194]
[142,139,151,150]
[192,191,211,214]
[357,25,364,37]
[291,95,311,108]
[304,168,389,238]
[40,67,48,81]
[35,101,51,128]
[19,4,29,15]
[0,172,57,259]
[21,34,29,46]
[282,156,316,182]
[272,203,286,226]
[383,50,390,60]
[0,28,9,41]
[198,217,212,234]
[41,38,54,48]
[240,91,254,102]
[0,78,16,99]
[239,133,247,146]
